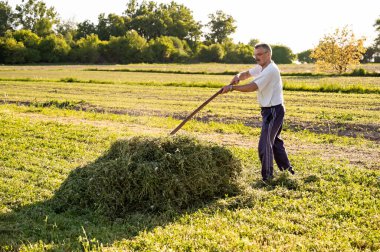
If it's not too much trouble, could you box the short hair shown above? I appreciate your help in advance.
[255,43,272,54]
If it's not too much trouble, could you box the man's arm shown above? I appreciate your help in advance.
[230,70,251,84]
[221,82,258,94]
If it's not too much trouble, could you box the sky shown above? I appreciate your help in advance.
[8,0,380,53]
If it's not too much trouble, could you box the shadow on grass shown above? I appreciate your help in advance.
[0,200,187,251]
[0,137,242,250]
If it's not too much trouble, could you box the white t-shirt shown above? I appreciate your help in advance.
[248,61,284,107]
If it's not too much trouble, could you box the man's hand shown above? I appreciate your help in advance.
[221,84,233,94]
[230,74,240,85]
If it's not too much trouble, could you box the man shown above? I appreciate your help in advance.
[221,43,294,182]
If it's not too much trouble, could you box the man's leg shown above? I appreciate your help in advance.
[259,105,291,180]
[272,107,293,173]
[273,127,293,172]
[259,107,281,180]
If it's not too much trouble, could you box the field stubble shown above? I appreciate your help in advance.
[0,64,379,251]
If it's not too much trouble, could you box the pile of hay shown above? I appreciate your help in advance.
[51,135,242,217]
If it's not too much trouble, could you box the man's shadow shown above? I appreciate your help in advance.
[0,138,242,250]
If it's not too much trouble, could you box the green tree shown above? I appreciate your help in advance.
[70,34,102,63]
[38,34,70,62]
[125,1,201,42]
[144,36,178,62]
[297,49,315,63]
[270,45,295,64]
[12,29,41,62]
[0,0,14,36]
[248,38,260,47]
[127,1,164,40]
[75,20,96,40]
[13,29,39,48]
[360,46,375,63]
[97,13,127,40]
[14,0,59,37]
[103,30,147,63]
[56,19,77,46]
[374,17,380,48]
[124,0,137,18]
[0,36,26,63]
[206,10,236,43]
[373,16,380,62]
[197,43,225,62]
[311,26,366,73]
[223,42,254,63]
[166,36,191,62]
[159,2,202,41]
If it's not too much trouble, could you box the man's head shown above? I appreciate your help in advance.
[254,43,272,67]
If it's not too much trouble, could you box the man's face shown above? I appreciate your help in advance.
[254,47,270,66]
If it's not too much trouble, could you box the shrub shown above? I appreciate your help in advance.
[51,136,242,217]
[12,29,40,48]
[350,68,367,76]
[0,37,26,64]
[143,36,190,63]
[103,31,147,63]
[223,42,254,63]
[271,45,295,64]
[69,34,102,63]
[197,43,225,62]
[38,34,70,62]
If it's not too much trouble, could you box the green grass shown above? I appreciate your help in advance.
[1,78,379,143]
[0,107,379,251]
[0,63,379,251]
[2,62,377,74]
[85,66,380,77]
[283,82,380,94]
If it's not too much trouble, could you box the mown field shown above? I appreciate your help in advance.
[0,63,379,251]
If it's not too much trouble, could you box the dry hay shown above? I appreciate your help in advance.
[51,135,242,217]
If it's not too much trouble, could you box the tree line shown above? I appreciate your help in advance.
[0,0,379,66]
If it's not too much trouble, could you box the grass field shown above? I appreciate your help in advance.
[0,63,379,251]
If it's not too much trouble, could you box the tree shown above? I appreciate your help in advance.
[159,2,202,41]
[271,45,295,64]
[373,17,380,62]
[248,38,260,47]
[56,19,77,46]
[223,42,254,63]
[311,26,366,74]
[374,17,380,48]
[197,43,225,62]
[361,46,376,63]
[0,0,14,36]
[38,34,70,62]
[14,0,59,37]
[12,29,41,62]
[124,0,201,42]
[206,10,236,43]
[166,36,191,62]
[297,49,315,63]
[103,30,147,63]
[0,36,26,63]
[70,34,102,63]
[97,13,127,41]
[144,36,179,62]
[124,0,137,18]
[75,20,96,40]
[126,1,165,40]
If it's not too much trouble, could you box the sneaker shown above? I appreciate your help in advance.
[261,176,273,184]
[285,166,295,175]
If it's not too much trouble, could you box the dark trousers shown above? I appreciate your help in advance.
[258,104,291,180]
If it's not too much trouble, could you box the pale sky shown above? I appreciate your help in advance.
[9,0,380,53]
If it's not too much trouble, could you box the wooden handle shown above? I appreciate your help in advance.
[170,88,223,135]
